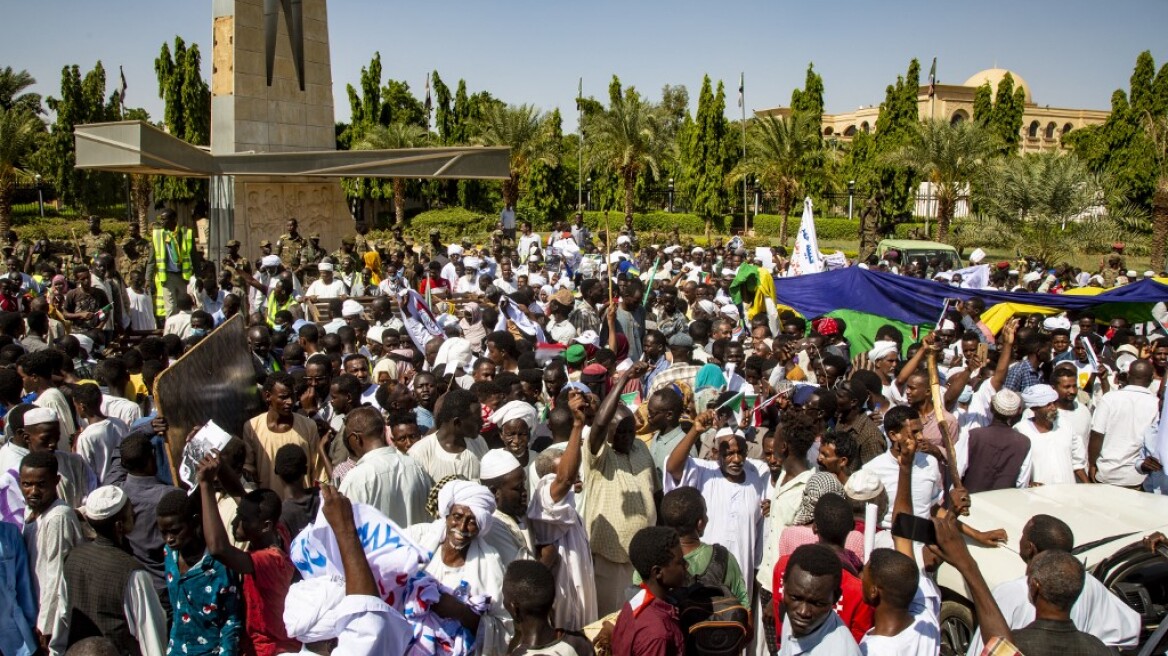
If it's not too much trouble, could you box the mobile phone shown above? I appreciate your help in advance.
[891,513,937,545]
[976,343,988,363]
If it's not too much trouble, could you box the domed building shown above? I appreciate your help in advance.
[758,67,1109,154]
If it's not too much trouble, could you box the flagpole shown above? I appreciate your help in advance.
[577,77,583,211]
[424,72,432,131]
[740,72,748,235]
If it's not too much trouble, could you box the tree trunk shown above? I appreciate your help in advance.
[393,179,406,226]
[936,190,954,242]
[130,174,152,233]
[623,168,636,218]
[778,194,792,245]
[0,183,11,238]
[1152,175,1168,272]
[502,174,519,210]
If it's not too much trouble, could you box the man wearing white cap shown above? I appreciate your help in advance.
[961,389,1033,493]
[407,479,512,654]
[480,449,534,563]
[0,405,94,509]
[441,244,463,290]
[337,407,431,529]
[303,261,348,302]
[1014,384,1085,485]
[63,485,167,656]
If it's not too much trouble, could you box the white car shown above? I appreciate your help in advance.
[935,484,1168,656]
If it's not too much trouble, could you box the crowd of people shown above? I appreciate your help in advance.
[0,206,1165,656]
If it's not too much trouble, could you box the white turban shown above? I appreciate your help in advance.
[490,400,538,431]
[1041,316,1071,332]
[341,299,364,317]
[448,244,464,257]
[574,330,600,347]
[616,235,631,246]
[366,326,385,345]
[479,449,522,481]
[438,480,496,537]
[719,304,741,321]
[261,254,281,268]
[868,341,899,361]
[695,300,718,315]
[316,261,334,272]
[283,577,348,642]
[1022,271,1042,284]
[1021,384,1058,408]
[938,319,957,332]
[24,407,58,426]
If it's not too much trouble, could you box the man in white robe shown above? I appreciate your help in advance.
[479,450,534,564]
[337,408,432,528]
[1014,384,1087,485]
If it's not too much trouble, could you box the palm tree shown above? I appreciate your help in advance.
[730,112,821,244]
[473,103,557,211]
[1145,111,1168,271]
[886,119,995,242]
[583,90,670,218]
[0,67,43,115]
[352,122,428,226]
[0,107,43,237]
[967,151,1144,265]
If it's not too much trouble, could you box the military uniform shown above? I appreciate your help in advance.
[117,249,151,281]
[353,233,372,255]
[276,232,306,269]
[82,231,116,262]
[330,238,359,273]
[221,240,253,289]
[295,235,326,283]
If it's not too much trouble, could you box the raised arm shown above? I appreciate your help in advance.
[589,362,649,455]
[551,392,588,503]
[988,319,1018,393]
[197,453,255,574]
[892,437,916,558]
[320,485,376,596]
[665,410,717,484]
[896,333,935,388]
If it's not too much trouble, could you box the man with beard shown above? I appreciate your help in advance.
[337,407,431,528]
[489,400,539,490]
[665,408,767,600]
[1014,384,1086,485]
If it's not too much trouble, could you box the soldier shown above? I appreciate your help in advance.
[1,231,31,273]
[295,233,326,283]
[221,239,252,290]
[117,237,150,282]
[81,215,116,262]
[353,220,372,254]
[331,235,359,273]
[275,218,305,269]
[123,221,150,258]
[389,224,408,251]
[255,239,273,271]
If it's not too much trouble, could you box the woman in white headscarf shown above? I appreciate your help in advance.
[407,480,512,655]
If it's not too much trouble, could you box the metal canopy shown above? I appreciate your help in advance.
[74,120,511,180]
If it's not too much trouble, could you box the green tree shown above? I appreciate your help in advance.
[972,82,993,128]
[0,67,43,115]
[583,78,671,218]
[871,59,923,223]
[988,72,1025,155]
[680,76,731,225]
[474,103,558,211]
[383,80,425,128]
[45,62,121,213]
[1145,112,1168,269]
[154,37,210,208]
[0,107,42,235]
[885,119,995,242]
[790,63,825,126]
[352,123,428,226]
[969,151,1143,264]
[520,108,570,225]
[341,53,394,212]
[731,112,820,244]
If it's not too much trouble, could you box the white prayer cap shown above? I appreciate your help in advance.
[284,577,349,642]
[867,340,899,361]
[366,326,385,345]
[858,263,870,270]
[1126,270,1138,278]
[261,255,281,268]
[479,449,523,481]
[721,267,737,277]
[1021,384,1058,408]
[490,400,538,430]
[938,319,957,332]
[574,330,600,347]
[715,427,745,442]
[1145,270,1156,278]
[74,334,94,355]
[1041,316,1071,332]
[437,480,496,537]
[616,235,631,246]
[844,469,884,502]
[663,245,680,255]
[1117,353,1136,373]
[719,304,741,321]
[695,300,718,315]
[1022,271,1042,284]
[969,248,986,264]
[1008,270,1019,276]
[81,485,129,521]
[448,244,464,257]
[991,389,1022,416]
[316,262,334,272]
[691,247,705,255]
[341,299,364,317]
[24,407,58,426]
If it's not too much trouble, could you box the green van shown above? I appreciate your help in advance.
[876,239,963,269]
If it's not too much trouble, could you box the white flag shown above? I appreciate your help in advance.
[789,197,824,276]
[953,263,990,289]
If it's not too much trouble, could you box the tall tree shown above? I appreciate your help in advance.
[474,103,558,210]
[972,82,993,127]
[584,78,671,218]
[885,119,995,241]
[0,67,43,115]
[790,63,830,201]
[680,76,731,225]
[521,108,570,225]
[352,123,428,226]
[154,37,210,209]
[790,63,825,127]
[0,106,42,236]
[431,70,454,143]
[988,72,1024,155]
[45,62,121,213]
[1145,111,1168,269]
[871,59,923,223]
[730,112,820,243]
[341,53,394,211]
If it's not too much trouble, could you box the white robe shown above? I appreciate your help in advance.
[337,446,432,529]
[527,474,597,632]
[1014,414,1085,485]
[22,499,84,655]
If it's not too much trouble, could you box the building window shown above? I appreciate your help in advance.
[844,125,857,137]
[1028,121,1040,139]
[1045,122,1057,140]
[1062,123,1074,136]
[823,126,834,136]
[860,121,871,133]
[951,110,968,125]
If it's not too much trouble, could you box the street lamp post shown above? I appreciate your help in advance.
[35,175,44,218]
[847,180,856,221]
[668,178,674,213]
[753,177,761,220]
[586,177,592,212]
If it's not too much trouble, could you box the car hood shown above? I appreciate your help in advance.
[936,485,1168,597]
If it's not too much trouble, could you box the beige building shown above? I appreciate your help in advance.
[758,68,1110,153]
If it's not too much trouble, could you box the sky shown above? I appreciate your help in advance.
[3,0,1167,134]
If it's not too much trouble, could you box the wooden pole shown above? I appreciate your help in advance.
[927,350,966,509]
[604,210,613,305]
